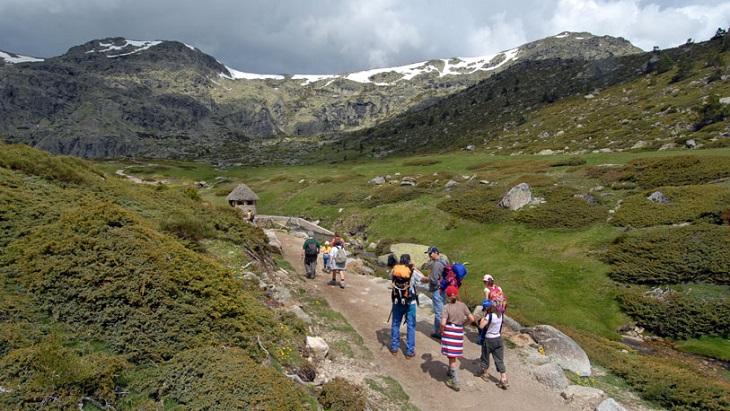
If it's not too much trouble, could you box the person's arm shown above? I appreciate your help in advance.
[465,313,476,327]
[439,316,447,335]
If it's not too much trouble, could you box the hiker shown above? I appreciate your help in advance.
[329,234,347,288]
[421,246,448,339]
[390,254,420,359]
[321,241,332,273]
[478,300,509,389]
[439,285,475,392]
[302,232,320,279]
[483,274,507,313]
[331,231,345,248]
[245,210,252,222]
[247,210,255,223]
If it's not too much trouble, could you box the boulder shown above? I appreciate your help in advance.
[498,183,532,210]
[532,362,570,390]
[287,305,312,324]
[369,176,386,185]
[264,229,282,254]
[647,191,670,204]
[524,325,592,376]
[561,385,605,401]
[306,336,329,360]
[596,398,628,411]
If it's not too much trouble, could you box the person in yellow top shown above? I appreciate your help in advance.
[321,241,332,273]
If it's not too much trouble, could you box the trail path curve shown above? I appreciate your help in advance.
[276,232,595,411]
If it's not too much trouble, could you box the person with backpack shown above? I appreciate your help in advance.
[439,285,475,392]
[420,246,448,339]
[478,300,509,389]
[389,254,419,359]
[302,232,321,279]
[483,274,507,313]
[329,234,347,288]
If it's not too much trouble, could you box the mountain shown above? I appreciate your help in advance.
[0,33,641,163]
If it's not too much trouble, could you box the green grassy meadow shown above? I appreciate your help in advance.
[104,147,730,342]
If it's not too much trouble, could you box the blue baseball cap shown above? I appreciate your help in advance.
[482,299,493,308]
[425,246,439,254]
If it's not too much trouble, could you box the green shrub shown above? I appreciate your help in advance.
[182,186,202,201]
[132,347,310,411]
[607,224,730,284]
[318,377,367,411]
[437,185,512,223]
[0,143,92,185]
[610,184,730,227]
[549,156,587,167]
[620,155,730,188]
[160,211,216,242]
[617,285,729,339]
[569,329,730,411]
[402,158,441,166]
[515,186,607,229]
[364,185,422,208]
[0,332,130,409]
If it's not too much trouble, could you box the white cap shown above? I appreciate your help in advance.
[483,274,494,282]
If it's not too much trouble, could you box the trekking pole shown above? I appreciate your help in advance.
[386,307,393,323]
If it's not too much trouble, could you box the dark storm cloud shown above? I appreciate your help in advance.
[1,0,728,75]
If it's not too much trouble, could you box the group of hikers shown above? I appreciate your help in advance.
[301,235,509,392]
[301,231,348,288]
[389,246,509,392]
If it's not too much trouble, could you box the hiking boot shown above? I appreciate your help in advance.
[430,332,442,339]
[328,280,337,286]
[339,281,345,289]
[445,379,460,392]
[405,351,415,359]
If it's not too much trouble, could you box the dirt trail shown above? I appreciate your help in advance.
[277,232,589,411]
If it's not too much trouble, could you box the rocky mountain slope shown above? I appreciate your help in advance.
[0,33,641,162]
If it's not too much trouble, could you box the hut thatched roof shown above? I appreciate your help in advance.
[227,184,259,201]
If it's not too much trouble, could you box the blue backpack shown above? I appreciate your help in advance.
[440,262,467,290]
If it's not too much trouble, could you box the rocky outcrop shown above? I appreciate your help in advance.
[524,325,592,376]
[498,183,533,210]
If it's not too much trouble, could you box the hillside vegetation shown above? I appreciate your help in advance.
[99,143,730,410]
[0,144,318,409]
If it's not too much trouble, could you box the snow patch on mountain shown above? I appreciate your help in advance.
[0,51,43,63]
[221,47,519,86]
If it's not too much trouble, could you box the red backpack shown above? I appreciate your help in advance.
[439,262,467,290]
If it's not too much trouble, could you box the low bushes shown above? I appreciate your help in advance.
[617,285,729,339]
[514,186,607,229]
[364,185,422,208]
[610,184,729,227]
[131,347,310,410]
[620,155,730,188]
[569,329,730,411]
[606,224,730,284]
[437,185,512,223]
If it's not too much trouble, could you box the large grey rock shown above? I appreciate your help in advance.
[524,325,592,376]
[532,362,570,390]
[596,398,628,411]
[498,183,532,210]
[561,385,605,401]
[306,336,329,360]
[287,305,312,324]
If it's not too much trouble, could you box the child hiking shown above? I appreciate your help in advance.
[321,241,332,273]
[478,300,509,389]
[439,285,475,392]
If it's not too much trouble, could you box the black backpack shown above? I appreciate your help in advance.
[305,240,318,256]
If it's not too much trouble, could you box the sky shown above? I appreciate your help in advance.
[1,0,729,75]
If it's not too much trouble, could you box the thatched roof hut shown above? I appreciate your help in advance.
[227,184,259,213]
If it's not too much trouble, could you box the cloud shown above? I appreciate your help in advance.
[1,0,729,75]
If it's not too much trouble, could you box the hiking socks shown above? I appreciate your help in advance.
[450,368,459,383]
